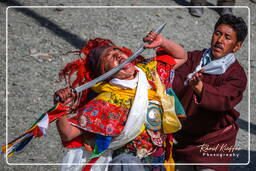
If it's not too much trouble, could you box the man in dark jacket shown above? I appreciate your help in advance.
[173,14,248,171]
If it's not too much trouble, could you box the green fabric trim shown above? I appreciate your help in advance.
[30,113,47,128]
[167,88,186,116]
[87,145,105,161]
[30,104,59,128]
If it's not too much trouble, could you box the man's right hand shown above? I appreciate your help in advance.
[54,87,76,105]
[143,31,166,49]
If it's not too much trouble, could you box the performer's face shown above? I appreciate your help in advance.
[101,47,136,80]
[211,24,242,59]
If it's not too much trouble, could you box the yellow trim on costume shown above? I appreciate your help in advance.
[137,61,157,81]
[155,73,182,134]
[138,124,146,136]
[164,140,175,171]
[91,81,160,107]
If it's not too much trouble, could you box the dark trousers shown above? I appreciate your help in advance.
[191,0,235,6]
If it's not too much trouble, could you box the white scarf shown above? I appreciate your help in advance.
[109,73,139,89]
[108,66,149,149]
[184,48,236,85]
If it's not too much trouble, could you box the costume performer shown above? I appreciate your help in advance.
[54,32,188,171]
[172,14,248,171]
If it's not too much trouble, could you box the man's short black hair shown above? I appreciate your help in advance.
[214,14,248,42]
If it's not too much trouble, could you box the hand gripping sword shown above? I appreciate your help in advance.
[55,23,167,101]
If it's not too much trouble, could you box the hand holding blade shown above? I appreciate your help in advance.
[55,23,167,102]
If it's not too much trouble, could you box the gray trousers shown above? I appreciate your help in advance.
[191,0,235,6]
[108,153,145,171]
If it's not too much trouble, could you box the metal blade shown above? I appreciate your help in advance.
[74,22,167,93]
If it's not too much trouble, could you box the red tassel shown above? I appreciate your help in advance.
[82,157,100,171]
[32,126,43,137]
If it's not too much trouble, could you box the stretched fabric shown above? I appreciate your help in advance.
[1,103,70,158]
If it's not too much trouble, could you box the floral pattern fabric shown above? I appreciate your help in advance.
[77,99,129,136]
[76,60,171,138]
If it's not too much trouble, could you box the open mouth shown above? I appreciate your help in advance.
[120,58,126,64]
[119,59,131,69]
[121,62,131,70]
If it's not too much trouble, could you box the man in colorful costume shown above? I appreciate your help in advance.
[55,32,187,171]
[172,14,248,171]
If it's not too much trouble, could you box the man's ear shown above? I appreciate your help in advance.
[232,41,242,53]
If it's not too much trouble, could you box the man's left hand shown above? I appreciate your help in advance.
[189,70,204,97]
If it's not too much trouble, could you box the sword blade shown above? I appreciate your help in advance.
[74,23,167,93]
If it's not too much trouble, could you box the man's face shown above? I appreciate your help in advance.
[101,47,135,80]
[211,24,242,59]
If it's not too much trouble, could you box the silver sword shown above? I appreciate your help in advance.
[56,23,167,101]
[74,23,167,93]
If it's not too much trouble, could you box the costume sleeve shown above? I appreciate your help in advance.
[155,48,176,88]
[195,64,247,112]
[155,48,176,66]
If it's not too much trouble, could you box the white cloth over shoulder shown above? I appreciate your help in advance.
[184,48,236,85]
[108,66,149,149]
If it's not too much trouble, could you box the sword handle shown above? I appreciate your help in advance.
[54,96,61,103]
[54,88,77,103]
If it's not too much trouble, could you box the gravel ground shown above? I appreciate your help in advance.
[0,0,255,170]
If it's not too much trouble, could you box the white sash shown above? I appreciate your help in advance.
[108,66,149,149]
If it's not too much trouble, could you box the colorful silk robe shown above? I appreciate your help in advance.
[65,48,186,170]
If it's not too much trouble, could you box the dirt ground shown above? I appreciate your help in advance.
[0,0,255,170]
